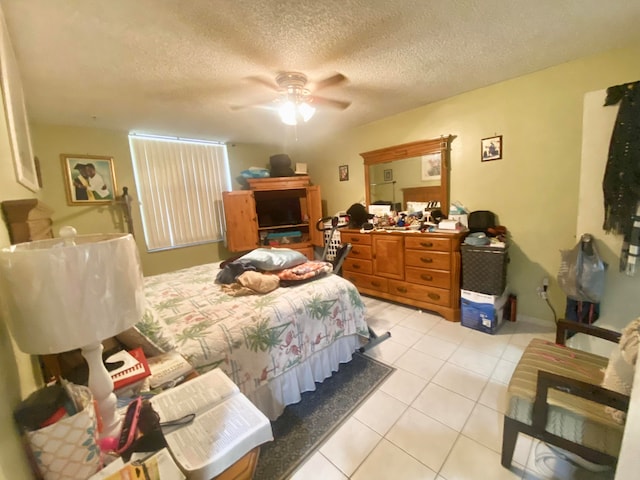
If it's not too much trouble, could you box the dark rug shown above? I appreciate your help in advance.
[254,352,394,480]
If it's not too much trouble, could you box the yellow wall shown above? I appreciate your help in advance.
[0,51,45,480]
[31,124,276,275]
[300,44,640,327]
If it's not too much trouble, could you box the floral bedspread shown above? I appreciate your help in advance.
[136,263,369,396]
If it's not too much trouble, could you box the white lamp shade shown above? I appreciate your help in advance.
[0,233,145,354]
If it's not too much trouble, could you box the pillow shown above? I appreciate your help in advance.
[237,248,307,271]
[601,317,640,423]
[277,261,333,286]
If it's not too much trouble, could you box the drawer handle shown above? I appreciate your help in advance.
[397,287,408,293]
[352,250,361,255]
[352,237,360,242]
[420,274,433,281]
[353,264,361,270]
[428,292,440,300]
[420,241,434,248]
[420,257,433,264]
[372,281,381,287]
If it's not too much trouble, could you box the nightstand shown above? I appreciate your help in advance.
[213,447,260,480]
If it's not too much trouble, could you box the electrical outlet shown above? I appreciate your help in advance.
[537,277,549,299]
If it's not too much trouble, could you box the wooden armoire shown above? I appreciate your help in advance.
[222,176,323,259]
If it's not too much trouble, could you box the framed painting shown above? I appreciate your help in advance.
[383,169,393,182]
[421,152,441,181]
[61,154,117,205]
[0,11,39,191]
[481,135,503,161]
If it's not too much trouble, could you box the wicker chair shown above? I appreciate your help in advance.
[502,319,630,469]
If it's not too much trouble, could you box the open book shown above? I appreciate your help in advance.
[150,368,273,479]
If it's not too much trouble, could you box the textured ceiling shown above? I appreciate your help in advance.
[2,0,640,146]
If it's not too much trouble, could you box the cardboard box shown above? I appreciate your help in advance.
[460,288,509,334]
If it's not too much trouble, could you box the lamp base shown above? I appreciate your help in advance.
[81,342,121,438]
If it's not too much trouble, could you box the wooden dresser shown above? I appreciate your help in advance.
[341,229,465,322]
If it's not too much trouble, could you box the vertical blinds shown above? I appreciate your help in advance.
[129,135,231,251]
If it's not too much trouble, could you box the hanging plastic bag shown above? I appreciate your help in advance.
[557,234,606,303]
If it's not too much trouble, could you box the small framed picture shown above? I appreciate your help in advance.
[61,154,117,205]
[339,165,349,182]
[421,153,442,181]
[383,169,393,182]
[481,135,502,161]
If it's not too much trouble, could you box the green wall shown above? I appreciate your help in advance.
[299,44,640,328]
[3,41,640,479]
[31,125,277,275]
[0,47,44,480]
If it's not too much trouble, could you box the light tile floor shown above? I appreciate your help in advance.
[289,297,616,480]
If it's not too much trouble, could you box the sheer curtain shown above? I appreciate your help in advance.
[129,135,231,251]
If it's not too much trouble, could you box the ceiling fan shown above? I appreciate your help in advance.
[234,71,351,125]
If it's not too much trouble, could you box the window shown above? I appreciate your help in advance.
[129,134,231,251]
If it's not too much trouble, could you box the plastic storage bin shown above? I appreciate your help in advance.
[461,244,508,295]
[265,230,302,246]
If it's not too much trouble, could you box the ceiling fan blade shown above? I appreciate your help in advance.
[230,97,275,111]
[311,95,351,110]
[312,73,348,91]
[245,75,280,91]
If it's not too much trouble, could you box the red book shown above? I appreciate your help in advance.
[108,347,150,391]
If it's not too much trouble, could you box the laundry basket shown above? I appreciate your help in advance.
[461,244,508,295]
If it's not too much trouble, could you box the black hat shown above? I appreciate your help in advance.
[468,210,496,234]
[346,203,374,228]
[269,154,294,177]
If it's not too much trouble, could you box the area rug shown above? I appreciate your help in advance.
[254,352,394,480]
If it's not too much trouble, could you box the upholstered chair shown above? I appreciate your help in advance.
[502,319,637,469]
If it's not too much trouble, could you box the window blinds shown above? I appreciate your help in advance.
[129,135,231,251]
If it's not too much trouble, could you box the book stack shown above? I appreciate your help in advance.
[146,351,195,390]
[106,347,151,396]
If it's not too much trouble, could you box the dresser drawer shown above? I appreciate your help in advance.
[405,249,451,271]
[341,232,372,245]
[405,266,450,289]
[405,236,452,252]
[388,280,451,307]
[343,271,388,293]
[343,258,373,275]
[348,244,372,260]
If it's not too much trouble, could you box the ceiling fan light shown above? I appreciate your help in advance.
[298,102,316,122]
[279,101,297,126]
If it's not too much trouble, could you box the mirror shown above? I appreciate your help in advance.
[360,136,452,216]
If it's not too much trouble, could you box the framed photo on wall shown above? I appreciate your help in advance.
[0,10,39,191]
[61,154,117,205]
[383,169,393,182]
[481,135,503,161]
[339,164,349,182]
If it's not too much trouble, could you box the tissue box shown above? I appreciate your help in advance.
[460,289,508,334]
[449,214,468,228]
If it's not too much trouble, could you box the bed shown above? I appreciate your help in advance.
[120,259,370,420]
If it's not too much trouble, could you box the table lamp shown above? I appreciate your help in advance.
[0,226,145,437]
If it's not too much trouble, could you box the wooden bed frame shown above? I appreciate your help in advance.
[401,185,442,210]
